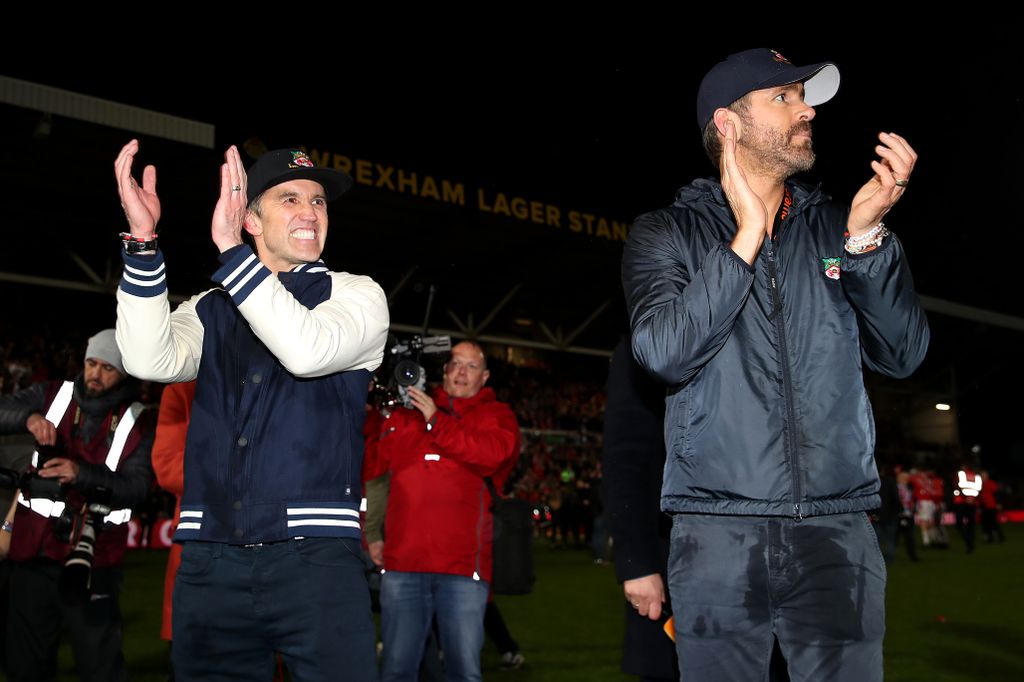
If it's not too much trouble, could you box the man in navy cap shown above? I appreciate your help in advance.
[622,49,929,680]
[113,141,389,681]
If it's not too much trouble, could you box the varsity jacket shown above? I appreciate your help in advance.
[116,244,389,544]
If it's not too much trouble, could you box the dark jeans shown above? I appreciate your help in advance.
[171,538,378,682]
[667,512,886,682]
[6,560,126,682]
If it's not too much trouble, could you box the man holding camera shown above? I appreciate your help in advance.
[0,328,155,682]
[113,141,389,681]
[376,341,520,682]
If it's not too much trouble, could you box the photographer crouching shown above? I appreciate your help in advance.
[0,329,154,682]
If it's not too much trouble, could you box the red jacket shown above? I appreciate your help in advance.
[379,386,520,583]
[980,479,999,510]
[151,381,195,641]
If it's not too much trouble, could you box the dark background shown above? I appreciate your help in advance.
[2,41,1022,474]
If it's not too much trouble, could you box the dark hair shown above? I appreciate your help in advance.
[701,95,751,168]
[247,192,265,217]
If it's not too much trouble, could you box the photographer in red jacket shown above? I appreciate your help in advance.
[377,341,520,682]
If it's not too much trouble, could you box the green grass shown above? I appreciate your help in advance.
[48,525,1024,681]
[883,528,1024,681]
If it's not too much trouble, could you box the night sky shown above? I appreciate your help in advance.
[2,41,1022,473]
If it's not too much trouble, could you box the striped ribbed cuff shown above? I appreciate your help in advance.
[120,250,168,297]
[213,245,271,305]
[173,507,205,541]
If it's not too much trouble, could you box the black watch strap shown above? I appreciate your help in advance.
[120,232,158,254]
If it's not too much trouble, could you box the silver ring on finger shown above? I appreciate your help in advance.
[231,185,242,192]
[894,178,909,187]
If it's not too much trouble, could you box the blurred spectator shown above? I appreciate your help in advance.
[953,465,981,554]
[979,470,1005,544]
[602,338,678,681]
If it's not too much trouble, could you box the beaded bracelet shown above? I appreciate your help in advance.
[1,520,13,533]
[845,223,890,255]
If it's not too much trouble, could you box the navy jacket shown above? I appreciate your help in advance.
[117,245,389,544]
[622,179,929,518]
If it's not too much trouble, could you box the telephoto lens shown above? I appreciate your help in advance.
[59,518,97,605]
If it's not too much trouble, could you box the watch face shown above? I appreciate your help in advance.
[124,238,157,254]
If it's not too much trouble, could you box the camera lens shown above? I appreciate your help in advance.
[394,360,422,387]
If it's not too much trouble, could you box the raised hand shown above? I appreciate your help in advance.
[211,145,249,253]
[848,132,918,234]
[114,139,161,239]
[721,119,769,264]
[405,386,438,424]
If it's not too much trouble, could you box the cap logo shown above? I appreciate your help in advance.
[770,50,791,65]
[290,151,315,169]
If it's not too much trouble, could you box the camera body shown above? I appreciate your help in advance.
[373,334,452,413]
[0,445,113,603]
[0,444,65,503]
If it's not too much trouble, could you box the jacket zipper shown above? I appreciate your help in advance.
[474,485,485,580]
[451,396,484,579]
[764,238,803,521]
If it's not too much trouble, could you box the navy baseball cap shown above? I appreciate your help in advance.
[696,48,840,130]
[246,149,354,205]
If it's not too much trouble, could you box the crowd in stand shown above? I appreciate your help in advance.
[1,325,1017,561]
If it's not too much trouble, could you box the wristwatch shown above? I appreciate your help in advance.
[120,232,158,254]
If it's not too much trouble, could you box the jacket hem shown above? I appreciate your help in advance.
[661,494,881,517]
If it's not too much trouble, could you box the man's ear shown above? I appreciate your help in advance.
[243,212,262,237]
[713,108,743,141]
[482,369,490,386]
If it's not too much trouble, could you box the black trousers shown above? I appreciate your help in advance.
[981,508,1004,542]
[955,505,976,553]
[5,560,126,682]
[483,600,518,655]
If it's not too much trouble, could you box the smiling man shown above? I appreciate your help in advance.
[622,49,930,680]
[113,142,389,682]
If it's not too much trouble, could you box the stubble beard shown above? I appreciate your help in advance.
[739,119,816,181]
